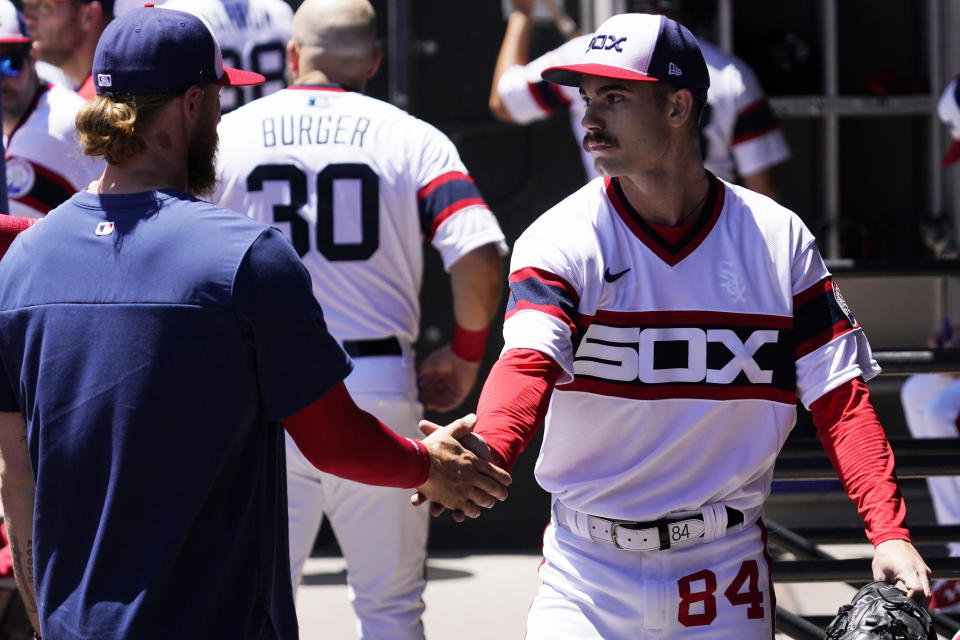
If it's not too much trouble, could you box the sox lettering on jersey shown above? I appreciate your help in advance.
[563,311,796,403]
[575,325,778,385]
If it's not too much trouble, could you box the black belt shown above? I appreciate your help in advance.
[342,337,402,358]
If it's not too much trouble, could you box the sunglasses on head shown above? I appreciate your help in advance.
[0,48,29,78]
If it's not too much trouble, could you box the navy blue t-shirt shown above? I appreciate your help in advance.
[0,190,353,639]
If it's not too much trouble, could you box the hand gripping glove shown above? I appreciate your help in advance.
[824,581,935,640]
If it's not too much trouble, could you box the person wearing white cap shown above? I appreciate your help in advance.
[0,5,509,639]
[489,0,791,201]
[429,12,932,638]
[0,0,102,217]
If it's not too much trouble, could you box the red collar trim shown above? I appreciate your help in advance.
[604,174,724,267]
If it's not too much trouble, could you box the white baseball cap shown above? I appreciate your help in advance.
[0,0,30,45]
[541,13,709,104]
[938,75,960,166]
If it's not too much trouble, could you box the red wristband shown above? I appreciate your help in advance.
[450,322,490,362]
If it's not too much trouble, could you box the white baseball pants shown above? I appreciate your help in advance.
[286,350,429,640]
[526,518,775,639]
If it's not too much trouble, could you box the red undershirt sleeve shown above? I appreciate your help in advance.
[0,216,37,260]
[475,348,564,470]
[282,382,430,488]
[810,377,911,546]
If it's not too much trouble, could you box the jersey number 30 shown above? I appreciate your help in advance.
[246,163,380,261]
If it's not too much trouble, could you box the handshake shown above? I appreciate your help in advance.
[411,413,510,522]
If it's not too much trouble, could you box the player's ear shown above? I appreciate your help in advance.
[365,44,383,80]
[182,85,204,127]
[667,88,694,129]
[286,40,300,77]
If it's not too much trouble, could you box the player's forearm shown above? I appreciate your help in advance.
[448,243,503,362]
[475,348,563,469]
[283,383,429,488]
[4,509,39,632]
[450,243,503,329]
[810,377,910,545]
[489,9,534,121]
[0,412,40,631]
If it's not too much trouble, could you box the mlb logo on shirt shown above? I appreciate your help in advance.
[95,222,114,236]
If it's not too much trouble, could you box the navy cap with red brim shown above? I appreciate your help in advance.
[542,63,661,88]
[214,67,265,87]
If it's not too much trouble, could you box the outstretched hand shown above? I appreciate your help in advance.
[414,414,510,521]
[416,345,481,412]
[872,539,932,602]
[412,417,502,521]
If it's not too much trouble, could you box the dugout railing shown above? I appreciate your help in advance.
[770,258,960,639]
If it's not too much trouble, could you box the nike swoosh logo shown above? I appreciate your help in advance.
[604,267,630,282]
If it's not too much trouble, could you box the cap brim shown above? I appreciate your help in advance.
[945,140,960,166]
[214,66,265,87]
[0,37,31,44]
[542,63,659,87]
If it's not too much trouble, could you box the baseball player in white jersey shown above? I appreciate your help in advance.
[422,13,931,639]
[490,0,789,200]
[215,1,507,637]
[155,0,293,113]
[0,0,102,216]
[896,74,960,613]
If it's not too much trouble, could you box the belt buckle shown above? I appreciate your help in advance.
[610,521,661,551]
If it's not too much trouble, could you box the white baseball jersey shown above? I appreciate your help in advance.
[4,84,103,217]
[496,35,790,182]
[215,85,508,344]
[504,175,877,522]
[159,0,293,113]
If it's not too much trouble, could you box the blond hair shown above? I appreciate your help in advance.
[76,94,175,165]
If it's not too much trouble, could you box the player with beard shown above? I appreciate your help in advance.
[0,0,103,217]
[0,6,511,639]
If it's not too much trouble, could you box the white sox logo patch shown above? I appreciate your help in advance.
[832,283,857,327]
[717,262,746,302]
[587,34,627,52]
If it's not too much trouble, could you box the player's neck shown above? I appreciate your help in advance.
[294,70,365,92]
[89,163,187,196]
[61,48,95,89]
[617,165,711,228]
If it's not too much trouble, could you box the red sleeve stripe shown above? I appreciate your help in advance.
[418,171,472,201]
[795,321,857,360]
[504,267,581,334]
[794,277,859,359]
[793,276,833,308]
[418,171,490,240]
[508,267,580,305]
[731,98,781,145]
[428,197,488,239]
[526,80,571,113]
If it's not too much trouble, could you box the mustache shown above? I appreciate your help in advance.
[583,132,617,151]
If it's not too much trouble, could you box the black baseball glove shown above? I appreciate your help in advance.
[824,581,935,640]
